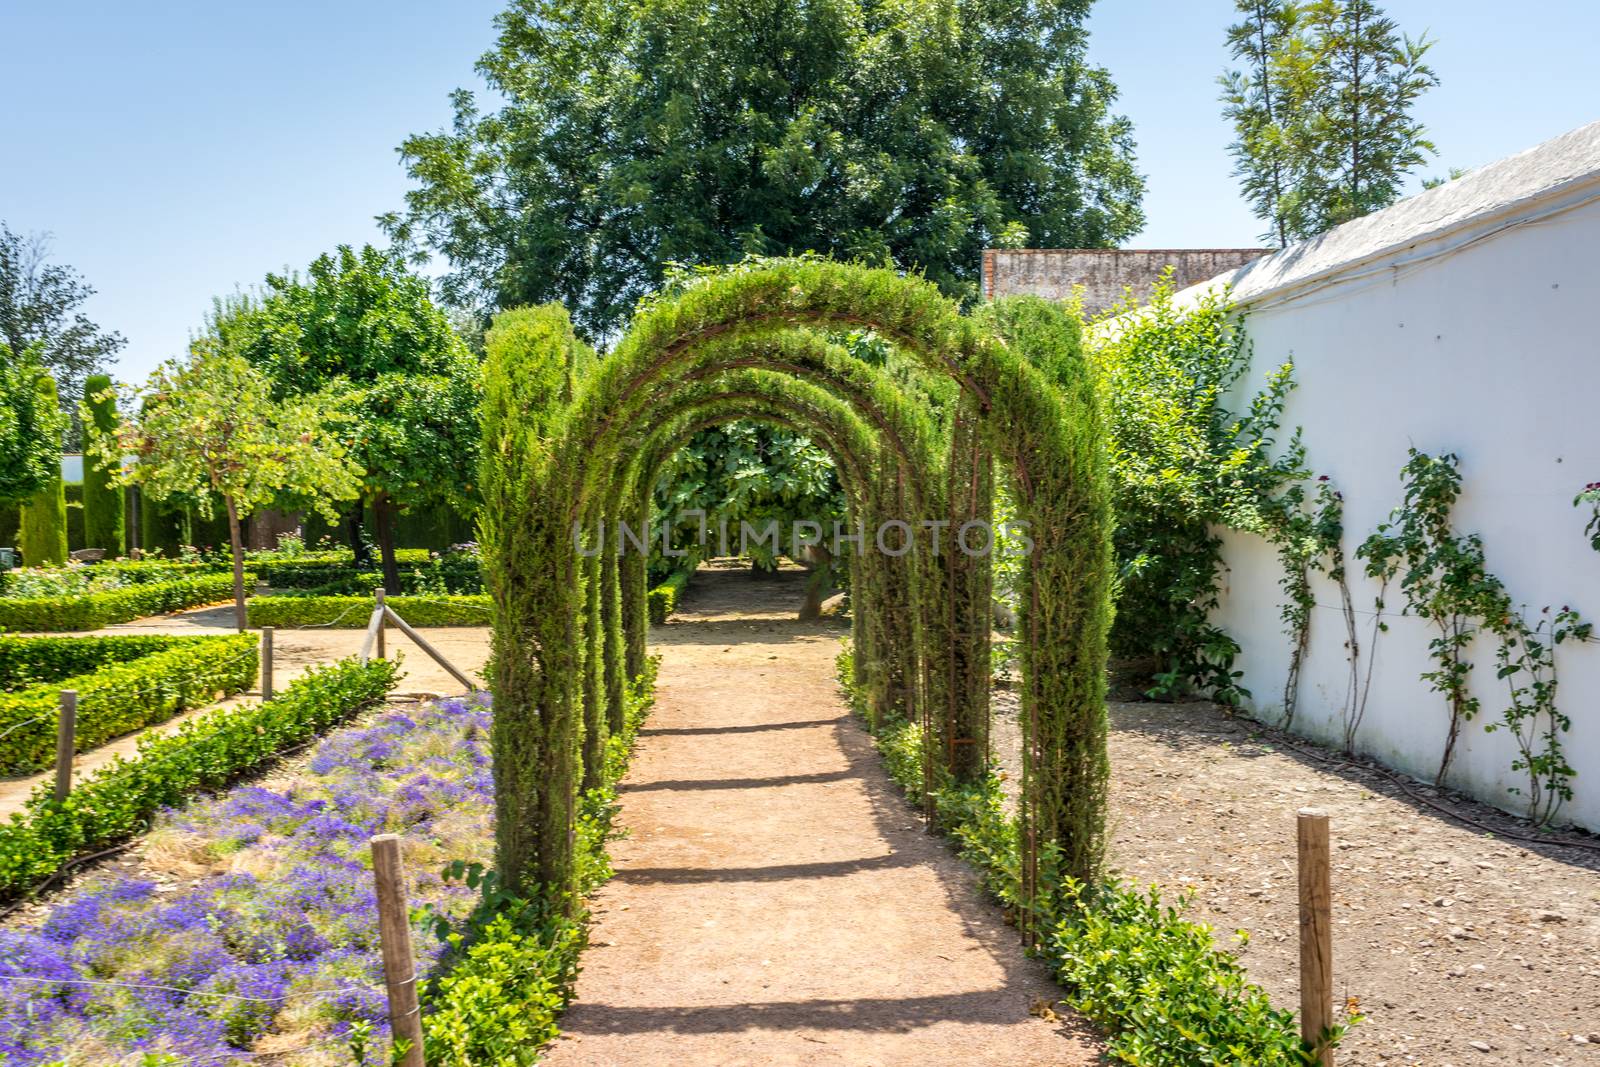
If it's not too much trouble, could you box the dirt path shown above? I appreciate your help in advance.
[994,694,1600,1065]
[543,563,1101,1067]
[0,605,490,816]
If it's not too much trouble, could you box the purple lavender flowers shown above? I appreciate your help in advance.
[0,695,494,1065]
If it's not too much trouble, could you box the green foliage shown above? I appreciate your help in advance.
[103,336,363,629]
[421,659,658,1065]
[1576,482,1600,553]
[0,571,240,631]
[1361,450,1592,819]
[1221,0,1438,243]
[219,244,481,590]
[387,0,1144,336]
[80,373,124,554]
[1086,278,1305,703]
[0,343,66,505]
[838,643,1336,1063]
[0,633,257,773]
[246,593,492,628]
[646,561,696,625]
[0,223,125,410]
[0,657,397,902]
[17,370,67,566]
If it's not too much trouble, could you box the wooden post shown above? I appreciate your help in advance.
[384,606,478,693]
[54,690,77,803]
[260,626,274,702]
[1298,807,1333,1065]
[371,834,425,1067]
[374,587,387,661]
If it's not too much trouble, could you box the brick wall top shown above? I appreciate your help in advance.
[981,248,1270,315]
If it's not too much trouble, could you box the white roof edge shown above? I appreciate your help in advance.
[1172,119,1600,312]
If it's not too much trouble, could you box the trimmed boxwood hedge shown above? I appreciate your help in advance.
[646,564,696,625]
[247,593,493,628]
[0,657,398,902]
[0,633,213,691]
[0,572,243,631]
[0,633,259,773]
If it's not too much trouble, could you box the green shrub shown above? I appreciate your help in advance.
[247,593,492,628]
[0,633,212,690]
[0,572,242,630]
[0,633,258,773]
[18,375,67,567]
[646,563,695,625]
[0,657,397,901]
[64,483,84,553]
[421,659,658,1065]
[82,374,126,555]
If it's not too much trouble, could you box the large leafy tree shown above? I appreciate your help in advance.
[222,245,481,590]
[385,0,1145,337]
[0,223,125,409]
[0,343,66,506]
[1221,0,1437,244]
[101,340,363,631]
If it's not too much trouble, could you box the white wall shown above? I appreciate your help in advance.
[1210,192,1600,830]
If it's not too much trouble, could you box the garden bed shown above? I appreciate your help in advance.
[0,634,259,773]
[0,572,243,631]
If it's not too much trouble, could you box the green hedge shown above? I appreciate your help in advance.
[646,563,695,625]
[0,633,213,690]
[82,373,126,556]
[0,657,398,902]
[247,593,492,628]
[0,572,242,631]
[0,633,258,774]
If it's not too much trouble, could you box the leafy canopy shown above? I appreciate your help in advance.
[0,223,125,408]
[385,0,1145,337]
[0,344,66,505]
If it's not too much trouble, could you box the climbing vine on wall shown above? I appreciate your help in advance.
[1576,482,1600,553]
[1359,450,1590,823]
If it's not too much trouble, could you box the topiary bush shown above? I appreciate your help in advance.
[18,374,67,567]
[82,373,125,555]
[0,632,259,773]
[646,560,696,625]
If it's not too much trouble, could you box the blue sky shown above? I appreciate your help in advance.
[2,0,1595,384]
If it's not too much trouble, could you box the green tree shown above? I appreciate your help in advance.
[101,340,363,630]
[0,343,66,507]
[655,422,846,616]
[81,373,125,555]
[0,224,125,412]
[1221,0,1437,242]
[221,245,481,590]
[12,367,68,566]
[385,0,1144,338]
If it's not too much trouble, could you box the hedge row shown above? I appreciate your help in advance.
[0,634,259,774]
[0,657,398,902]
[246,593,493,628]
[248,548,435,585]
[0,633,207,691]
[646,564,695,625]
[0,572,243,631]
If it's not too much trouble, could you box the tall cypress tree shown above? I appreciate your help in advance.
[18,373,67,566]
[81,373,125,555]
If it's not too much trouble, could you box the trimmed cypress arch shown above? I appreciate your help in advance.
[481,260,1111,937]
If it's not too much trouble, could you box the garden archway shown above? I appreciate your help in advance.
[481,259,1112,938]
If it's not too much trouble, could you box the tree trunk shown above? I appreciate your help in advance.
[225,495,247,633]
[373,491,401,593]
[344,503,372,566]
[798,544,832,621]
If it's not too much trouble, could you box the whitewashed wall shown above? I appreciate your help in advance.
[1207,182,1600,830]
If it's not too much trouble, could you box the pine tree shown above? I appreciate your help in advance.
[1220,0,1303,246]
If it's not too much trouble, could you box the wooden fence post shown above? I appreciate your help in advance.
[374,587,387,661]
[261,626,274,702]
[54,690,77,803]
[371,833,425,1067]
[1298,807,1333,1065]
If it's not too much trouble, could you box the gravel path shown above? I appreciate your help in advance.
[995,692,1600,1065]
[542,565,1102,1066]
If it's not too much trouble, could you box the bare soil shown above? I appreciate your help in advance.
[993,692,1600,1065]
[542,562,1103,1066]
